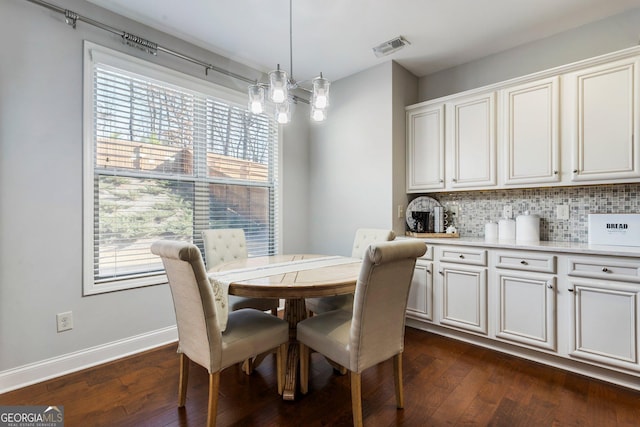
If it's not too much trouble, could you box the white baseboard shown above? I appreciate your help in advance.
[0,326,178,394]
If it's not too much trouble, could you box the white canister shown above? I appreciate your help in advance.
[498,217,516,241]
[484,222,498,241]
[516,211,540,242]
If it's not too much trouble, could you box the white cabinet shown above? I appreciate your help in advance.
[437,247,488,335]
[494,251,557,351]
[567,256,640,372]
[407,260,433,321]
[446,92,497,188]
[501,77,560,185]
[406,103,445,192]
[564,57,640,182]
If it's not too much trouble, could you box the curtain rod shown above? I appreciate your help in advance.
[24,0,312,104]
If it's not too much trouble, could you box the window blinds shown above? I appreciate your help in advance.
[85,44,279,294]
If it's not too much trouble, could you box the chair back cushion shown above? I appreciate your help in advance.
[151,240,222,372]
[350,239,426,372]
[351,228,396,259]
[202,229,248,268]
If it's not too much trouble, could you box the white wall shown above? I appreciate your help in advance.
[0,0,309,384]
[419,8,640,100]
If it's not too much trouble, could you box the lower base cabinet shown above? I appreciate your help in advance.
[569,279,639,370]
[496,272,556,351]
[405,241,640,391]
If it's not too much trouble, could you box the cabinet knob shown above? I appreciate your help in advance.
[520,260,527,265]
[459,254,465,259]
[426,269,431,274]
[547,284,553,289]
[439,179,444,183]
[452,178,457,182]
[568,288,574,292]
[439,270,444,275]
[553,170,558,175]
[573,169,578,174]
[602,267,609,272]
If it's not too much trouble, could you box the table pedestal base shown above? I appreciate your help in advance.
[281,297,307,400]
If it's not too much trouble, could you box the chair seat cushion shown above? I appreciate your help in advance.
[221,309,288,369]
[229,295,278,312]
[305,294,353,314]
[296,309,352,369]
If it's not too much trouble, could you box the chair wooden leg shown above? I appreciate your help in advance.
[277,343,286,395]
[178,353,189,407]
[207,372,220,427]
[350,371,363,427]
[242,358,254,375]
[299,343,309,394]
[393,353,404,409]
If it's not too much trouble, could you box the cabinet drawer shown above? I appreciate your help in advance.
[568,257,640,283]
[439,247,487,266]
[495,251,556,273]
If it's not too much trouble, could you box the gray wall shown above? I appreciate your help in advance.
[308,61,417,256]
[0,0,309,373]
[419,8,640,100]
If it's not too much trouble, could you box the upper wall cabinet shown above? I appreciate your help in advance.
[406,103,445,192]
[446,92,497,189]
[564,57,640,183]
[406,47,640,193]
[501,77,560,186]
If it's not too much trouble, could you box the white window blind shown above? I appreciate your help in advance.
[83,42,279,295]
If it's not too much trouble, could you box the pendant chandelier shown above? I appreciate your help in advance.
[247,0,330,124]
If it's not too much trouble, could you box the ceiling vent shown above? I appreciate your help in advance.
[372,36,410,58]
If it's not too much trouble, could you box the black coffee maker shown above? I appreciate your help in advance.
[412,211,430,233]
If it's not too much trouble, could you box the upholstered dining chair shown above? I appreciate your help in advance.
[202,229,278,316]
[297,239,426,427]
[305,228,396,315]
[151,240,288,427]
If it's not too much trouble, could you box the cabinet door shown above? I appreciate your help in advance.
[439,264,487,334]
[406,104,445,191]
[502,77,560,185]
[496,272,556,351]
[565,57,640,182]
[407,261,433,321]
[447,92,496,188]
[569,279,639,371]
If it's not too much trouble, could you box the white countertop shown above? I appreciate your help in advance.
[401,235,640,258]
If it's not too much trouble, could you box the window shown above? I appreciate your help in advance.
[83,42,279,295]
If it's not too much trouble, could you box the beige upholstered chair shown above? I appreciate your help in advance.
[297,240,426,427]
[202,229,278,316]
[151,240,288,427]
[305,228,396,315]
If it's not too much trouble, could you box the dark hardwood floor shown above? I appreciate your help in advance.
[2,327,639,426]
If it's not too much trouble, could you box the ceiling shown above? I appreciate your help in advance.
[85,0,640,85]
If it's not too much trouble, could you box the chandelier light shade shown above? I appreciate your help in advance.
[247,0,330,124]
[311,74,330,109]
[275,101,291,124]
[269,65,289,104]
[248,84,265,114]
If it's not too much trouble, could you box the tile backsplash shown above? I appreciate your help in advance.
[415,184,640,243]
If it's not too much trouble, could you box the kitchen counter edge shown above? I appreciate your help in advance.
[400,236,640,258]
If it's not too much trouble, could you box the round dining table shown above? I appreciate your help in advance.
[208,254,362,400]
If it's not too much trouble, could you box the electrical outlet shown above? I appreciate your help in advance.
[397,204,404,219]
[57,311,73,332]
[448,205,459,217]
[503,205,513,219]
[557,204,570,220]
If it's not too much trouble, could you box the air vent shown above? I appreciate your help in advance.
[372,36,410,58]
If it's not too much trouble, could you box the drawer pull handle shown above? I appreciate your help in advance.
[520,260,527,265]
[459,254,464,259]
[568,288,574,293]
[602,267,609,272]
[547,284,553,289]
[573,169,578,174]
